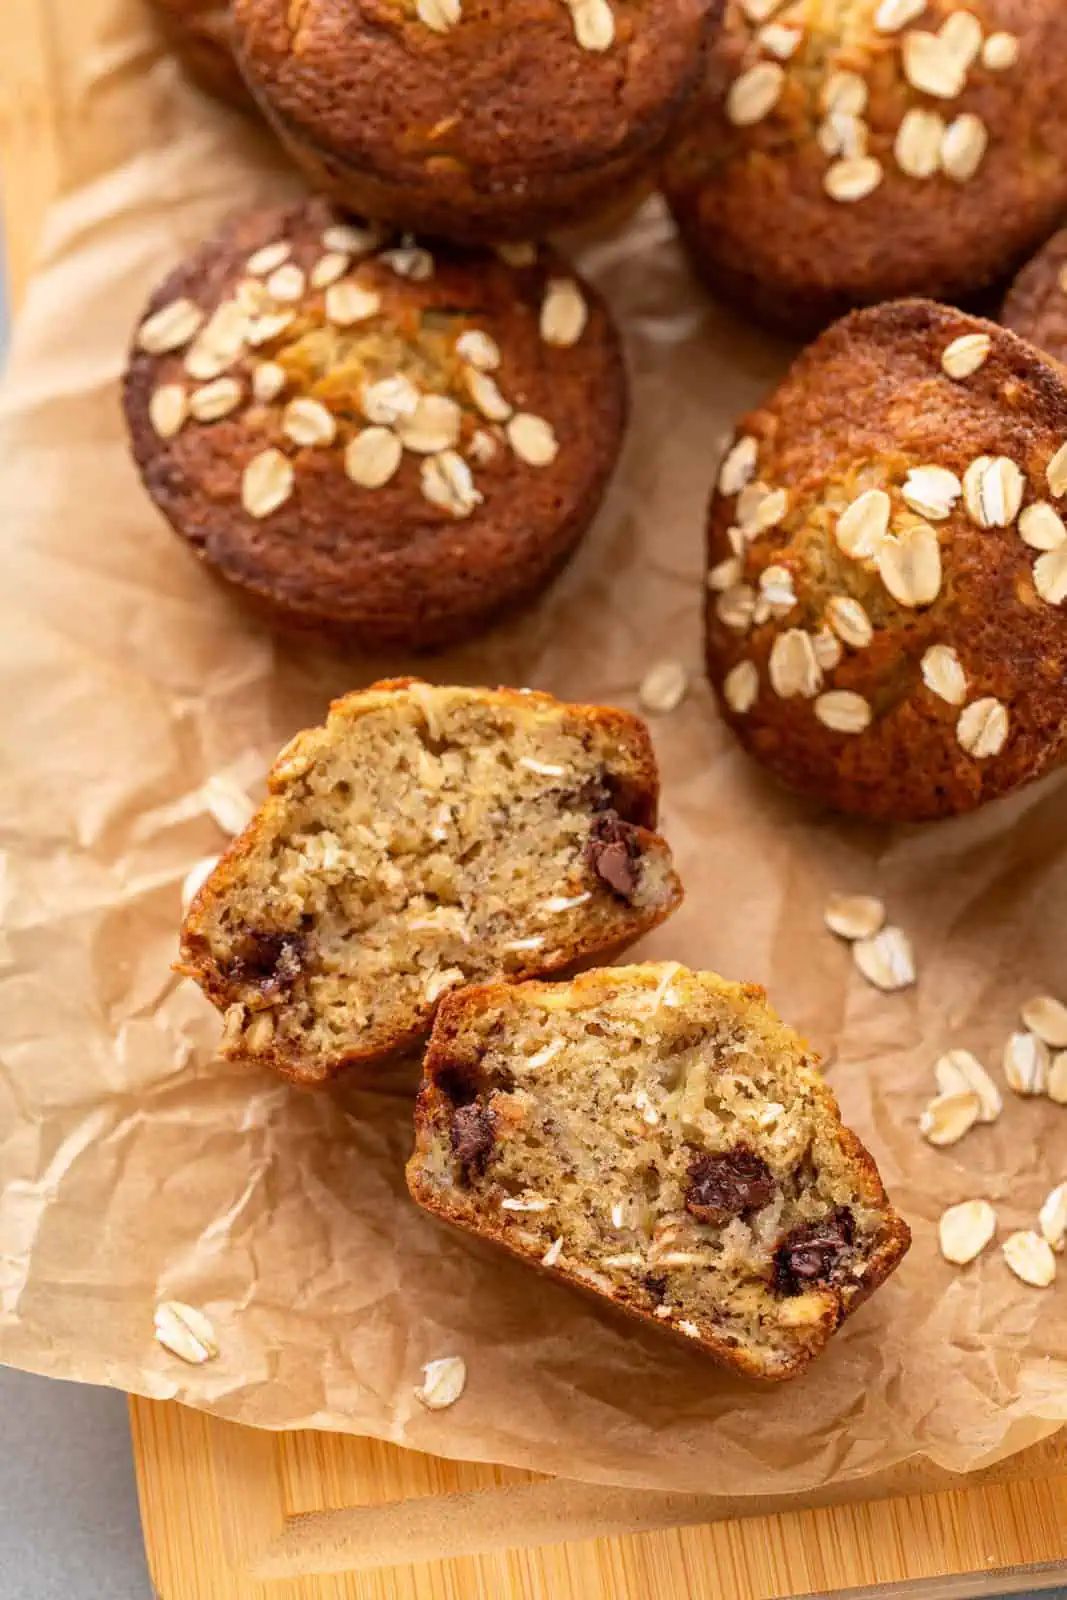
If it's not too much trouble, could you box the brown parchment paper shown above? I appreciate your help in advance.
[0,0,1064,1502]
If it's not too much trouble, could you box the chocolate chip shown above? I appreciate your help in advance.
[686,1148,776,1225]
[228,929,305,999]
[773,1207,856,1297]
[585,811,642,900]
[642,1273,669,1302]
[450,1103,496,1171]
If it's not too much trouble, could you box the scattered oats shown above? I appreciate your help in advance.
[527,1041,564,1070]
[658,1253,704,1269]
[503,936,546,953]
[425,966,466,1003]
[727,61,786,126]
[345,426,403,489]
[541,1237,564,1266]
[518,757,566,777]
[1020,995,1067,1049]
[421,450,483,516]
[495,241,537,267]
[719,436,759,496]
[716,583,756,633]
[814,690,872,734]
[415,1356,467,1410]
[540,279,588,347]
[901,30,965,99]
[938,11,983,72]
[138,297,205,355]
[653,1304,674,1319]
[149,384,188,438]
[939,1200,997,1265]
[181,855,219,912]
[812,627,843,670]
[982,32,1019,71]
[1019,502,1067,551]
[941,114,988,183]
[876,523,942,607]
[758,564,796,615]
[1003,1031,1050,1096]
[244,1011,275,1053]
[677,1320,701,1339]
[242,448,294,519]
[252,362,287,404]
[323,222,380,255]
[956,697,1009,759]
[740,0,781,17]
[853,926,916,991]
[235,277,271,316]
[639,659,688,715]
[736,479,773,531]
[941,333,991,380]
[894,108,945,179]
[326,281,382,326]
[753,487,789,531]
[381,246,435,281]
[283,396,337,447]
[1040,1183,1067,1253]
[723,659,759,714]
[154,1301,219,1365]
[362,374,420,425]
[190,377,242,422]
[1049,1053,1067,1105]
[759,22,801,58]
[501,1195,553,1212]
[310,251,350,290]
[1035,544,1067,606]
[818,111,868,161]
[396,393,462,454]
[265,263,306,303]
[220,1004,246,1052]
[836,489,890,559]
[935,1050,1003,1122]
[542,892,592,913]
[465,367,512,422]
[826,595,873,648]
[246,310,294,347]
[1002,1231,1057,1289]
[921,644,967,705]
[467,429,498,466]
[507,413,559,467]
[569,0,616,51]
[203,774,256,835]
[416,0,461,30]
[708,556,743,592]
[769,629,823,699]
[727,525,749,556]
[874,0,925,32]
[1048,441,1067,498]
[920,1090,981,1147]
[602,1253,644,1269]
[902,465,961,521]
[195,300,251,365]
[821,70,868,116]
[825,894,886,941]
[455,329,501,370]
[825,156,883,203]
[246,240,292,277]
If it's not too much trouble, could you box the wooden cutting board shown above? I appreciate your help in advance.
[5,2,1067,1593]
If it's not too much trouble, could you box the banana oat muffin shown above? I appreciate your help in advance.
[123,198,627,650]
[147,0,252,110]
[663,1,1067,334]
[230,0,715,241]
[407,964,910,1380]
[1002,228,1067,368]
[705,299,1067,822]
[179,681,683,1084]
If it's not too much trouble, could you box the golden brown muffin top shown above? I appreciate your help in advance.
[1002,230,1067,371]
[705,300,1067,820]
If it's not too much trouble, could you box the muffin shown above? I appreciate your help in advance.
[407,963,910,1380]
[178,680,683,1084]
[229,0,715,242]
[1002,228,1067,368]
[123,198,627,650]
[147,0,253,110]
[705,299,1067,822]
[662,1,1067,335]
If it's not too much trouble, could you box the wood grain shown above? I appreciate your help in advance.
[4,0,1067,1593]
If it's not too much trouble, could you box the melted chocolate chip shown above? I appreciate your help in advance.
[773,1207,856,1297]
[642,1273,669,1303]
[228,930,305,999]
[685,1148,776,1226]
[450,1103,496,1171]
[585,810,642,900]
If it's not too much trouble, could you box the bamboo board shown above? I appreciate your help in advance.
[4,1,1067,1593]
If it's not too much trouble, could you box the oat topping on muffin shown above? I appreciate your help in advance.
[705,299,1067,820]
